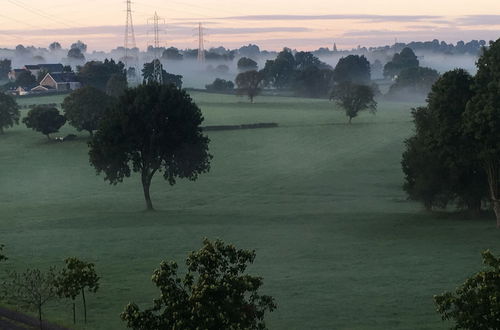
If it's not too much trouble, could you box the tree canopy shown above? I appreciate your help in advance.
[435,250,500,329]
[330,82,377,123]
[77,59,126,91]
[89,83,211,210]
[236,70,263,103]
[402,70,488,211]
[333,55,371,85]
[387,67,440,100]
[23,106,66,140]
[121,239,277,330]
[62,86,114,136]
[237,57,258,71]
[206,78,234,92]
[463,38,500,226]
[383,47,419,78]
[15,71,36,87]
[0,92,20,134]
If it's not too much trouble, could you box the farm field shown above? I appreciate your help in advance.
[1,91,499,329]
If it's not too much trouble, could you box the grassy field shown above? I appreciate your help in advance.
[1,92,499,329]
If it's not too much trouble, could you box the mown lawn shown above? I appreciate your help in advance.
[0,92,498,329]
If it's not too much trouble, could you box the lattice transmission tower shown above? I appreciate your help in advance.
[124,0,137,68]
[148,12,165,84]
[197,23,206,63]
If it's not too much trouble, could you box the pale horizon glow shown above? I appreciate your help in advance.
[0,0,499,51]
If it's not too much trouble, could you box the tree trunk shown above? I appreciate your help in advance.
[494,200,500,228]
[46,134,51,141]
[484,160,500,227]
[72,300,76,324]
[88,130,93,138]
[81,288,87,324]
[348,116,352,124]
[38,303,43,330]
[0,127,4,134]
[142,171,154,211]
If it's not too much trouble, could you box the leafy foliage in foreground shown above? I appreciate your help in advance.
[435,250,500,329]
[121,239,277,330]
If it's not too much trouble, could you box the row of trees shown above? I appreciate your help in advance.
[402,39,500,225]
[0,251,99,329]
[1,240,276,330]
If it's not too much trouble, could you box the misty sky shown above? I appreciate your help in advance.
[1,0,500,51]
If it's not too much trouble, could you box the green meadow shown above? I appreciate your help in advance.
[1,92,499,329]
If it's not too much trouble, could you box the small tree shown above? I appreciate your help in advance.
[0,92,20,134]
[330,82,377,123]
[62,86,113,137]
[236,70,263,103]
[89,83,211,210]
[55,257,99,324]
[2,268,58,330]
[23,106,66,140]
[434,250,500,329]
[121,239,277,330]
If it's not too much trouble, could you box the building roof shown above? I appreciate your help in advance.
[12,69,26,73]
[38,64,64,73]
[49,72,78,83]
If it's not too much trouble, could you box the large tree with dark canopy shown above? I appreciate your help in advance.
[333,55,371,85]
[0,59,11,80]
[235,70,263,103]
[261,48,296,89]
[237,57,258,71]
[0,92,20,134]
[402,69,488,211]
[383,47,419,79]
[121,239,277,330]
[464,39,500,226]
[330,82,376,123]
[77,59,126,90]
[89,83,211,210]
[62,86,114,137]
[23,106,66,140]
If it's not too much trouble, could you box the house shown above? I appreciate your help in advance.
[23,64,64,78]
[36,72,81,92]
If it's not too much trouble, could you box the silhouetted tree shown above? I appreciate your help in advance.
[330,83,377,123]
[237,57,258,71]
[236,70,263,103]
[383,47,419,79]
[333,55,371,85]
[0,59,11,80]
[106,73,128,98]
[402,69,488,211]
[206,78,234,92]
[293,66,334,98]
[387,67,440,100]
[121,239,277,330]
[0,92,20,134]
[70,40,87,53]
[78,59,126,90]
[49,42,61,52]
[161,47,183,60]
[23,106,66,140]
[67,48,85,61]
[89,83,211,210]
[261,48,296,89]
[15,71,36,87]
[464,39,500,226]
[62,86,114,136]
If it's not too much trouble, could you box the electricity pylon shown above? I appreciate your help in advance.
[197,23,205,64]
[124,0,139,84]
[148,12,165,84]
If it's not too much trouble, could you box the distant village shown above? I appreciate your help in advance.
[8,63,81,96]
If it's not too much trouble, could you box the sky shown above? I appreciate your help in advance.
[1,0,500,51]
